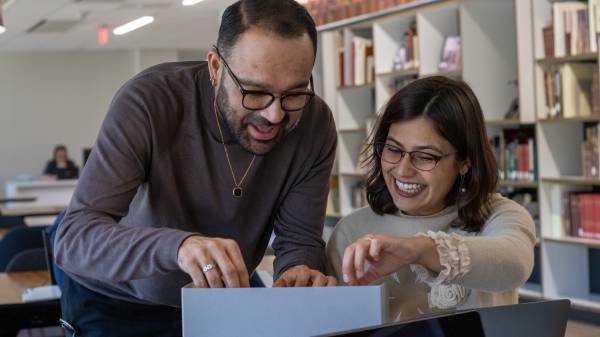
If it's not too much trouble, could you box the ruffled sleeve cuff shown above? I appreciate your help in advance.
[409,230,472,287]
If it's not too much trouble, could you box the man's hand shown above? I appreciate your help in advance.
[272,265,337,287]
[177,235,250,288]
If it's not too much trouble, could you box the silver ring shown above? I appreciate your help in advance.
[364,238,374,242]
[203,263,216,273]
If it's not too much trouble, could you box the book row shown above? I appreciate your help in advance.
[563,191,600,240]
[542,63,600,119]
[489,127,537,183]
[583,122,600,179]
[302,0,420,26]
[541,1,599,58]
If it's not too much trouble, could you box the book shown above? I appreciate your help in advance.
[592,64,600,116]
[326,176,340,215]
[552,2,590,57]
[563,191,572,236]
[500,127,536,182]
[570,193,582,237]
[561,62,594,118]
[438,36,461,72]
[543,25,555,58]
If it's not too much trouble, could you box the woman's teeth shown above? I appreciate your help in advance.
[396,180,425,193]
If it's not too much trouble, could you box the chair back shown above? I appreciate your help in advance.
[0,226,46,272]
[0,215,26,229]
[5,248,47,272]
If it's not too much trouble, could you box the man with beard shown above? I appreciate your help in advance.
[54,0,337,335]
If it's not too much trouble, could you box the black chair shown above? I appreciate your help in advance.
[5,248,47,272]
[0,216,26,229]
[0,226,46,272]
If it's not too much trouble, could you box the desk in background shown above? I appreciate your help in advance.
[0,197,37,204]
[0,205,67,218]
[0,271,49,305]
[2,180,75,225]
[5,180,76,208]
[0,272,62,336]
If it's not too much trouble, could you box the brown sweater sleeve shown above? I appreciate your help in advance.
[271,101,337,280]
[54,77,194,282]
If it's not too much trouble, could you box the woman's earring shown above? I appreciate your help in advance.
[459,174,466,194]
[210,77,216,87]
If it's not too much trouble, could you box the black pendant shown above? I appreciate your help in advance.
[233,187,242,197]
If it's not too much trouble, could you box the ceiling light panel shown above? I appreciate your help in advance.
[27,20,81,33]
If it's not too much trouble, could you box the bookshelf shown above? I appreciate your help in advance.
[316,0,600,311]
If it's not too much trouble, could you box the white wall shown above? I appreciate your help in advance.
[0,49,179,186]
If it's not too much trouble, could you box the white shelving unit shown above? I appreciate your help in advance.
[316,0,600,310]
[528,0,600,312]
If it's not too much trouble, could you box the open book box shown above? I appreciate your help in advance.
[181,283,388,337]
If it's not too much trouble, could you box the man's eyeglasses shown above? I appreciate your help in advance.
[212,45,315,111]
[375,142,458,172]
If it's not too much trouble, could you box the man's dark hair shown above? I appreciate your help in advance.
[217,0,317,62]
[363,76,499,233]
[53,145,67,158]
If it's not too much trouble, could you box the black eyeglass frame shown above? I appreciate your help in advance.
[375,142,459,172]
[212,45,315,111]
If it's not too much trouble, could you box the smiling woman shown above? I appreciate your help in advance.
[326,76,536,323]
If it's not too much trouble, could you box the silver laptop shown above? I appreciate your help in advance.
[314,299,570,337]
[312,310,487,337]
[468,299,570,337]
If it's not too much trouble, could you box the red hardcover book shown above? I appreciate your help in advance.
[580,194,593,238]
[591,193,600,239]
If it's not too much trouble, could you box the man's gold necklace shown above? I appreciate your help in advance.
[213,100,256,197]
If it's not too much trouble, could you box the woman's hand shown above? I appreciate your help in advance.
[342,235,442,286]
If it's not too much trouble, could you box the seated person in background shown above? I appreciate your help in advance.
[326,76,536,322]
[43,145,78,180]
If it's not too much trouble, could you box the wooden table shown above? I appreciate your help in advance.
[0,272,62,334]
[0,205,67,218]
[0,197,37,204]
[0,271,50,305]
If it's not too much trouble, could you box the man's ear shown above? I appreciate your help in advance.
[460,157,471,175]
[206,50,221,85]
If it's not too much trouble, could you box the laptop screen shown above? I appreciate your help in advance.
[314,310,486,337]
[56,167,78,180]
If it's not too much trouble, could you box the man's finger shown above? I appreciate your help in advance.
[272,277,285,288]
[189,264,209,288]
[310,271,328,287]
[293,267,311,287]
[214,254,240,288]
[223,240,250,287]
[326,276,337,286]
[202,262,223,288]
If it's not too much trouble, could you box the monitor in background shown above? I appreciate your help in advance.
[313,310,486,337]
[56,167,78,180]
[82,148,92,168]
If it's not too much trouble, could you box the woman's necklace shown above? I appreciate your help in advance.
[213,100,256,197]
